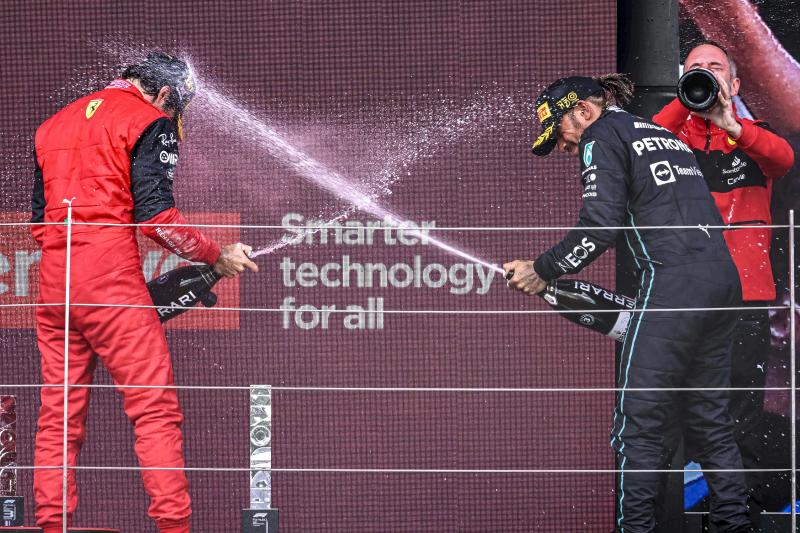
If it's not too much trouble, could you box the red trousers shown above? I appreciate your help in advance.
[34,236,191,533]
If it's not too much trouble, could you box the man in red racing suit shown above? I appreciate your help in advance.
[654,42,795,522]
[30,53,257,533]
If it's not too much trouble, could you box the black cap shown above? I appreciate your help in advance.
[531,76,603,156]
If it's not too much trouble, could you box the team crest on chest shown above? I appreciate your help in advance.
[85,99,103,119]
[583,141,595,167]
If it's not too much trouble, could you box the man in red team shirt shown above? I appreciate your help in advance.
[653,41,795,522]
[31,52,257,533]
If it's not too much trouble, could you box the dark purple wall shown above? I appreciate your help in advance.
[0,1,618,530]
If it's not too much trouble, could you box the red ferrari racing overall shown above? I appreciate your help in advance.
[31,79,219,533]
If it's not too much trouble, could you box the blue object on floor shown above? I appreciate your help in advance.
[684,462,708,510]
[781,500,800,513]
[684,475,709,510]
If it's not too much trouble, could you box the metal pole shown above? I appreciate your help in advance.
[61,198,75,533]
[616,2,683,528]
[790,208,796,530]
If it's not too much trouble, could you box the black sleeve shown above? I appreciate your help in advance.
[534,135,630,281]
[754,121,774,132]
[31,149,45,223]
[130,118,179,222]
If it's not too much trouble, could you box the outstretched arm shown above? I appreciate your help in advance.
[131,117,221,265]
[505,136,629,296]
[131,118,257,276]
[533,137,629,281]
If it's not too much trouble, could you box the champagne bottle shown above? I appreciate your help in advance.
[147,265,221,323]
[540,279,636,341]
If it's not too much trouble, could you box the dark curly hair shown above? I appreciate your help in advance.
[122,52,195,114]
[587,73,635,108]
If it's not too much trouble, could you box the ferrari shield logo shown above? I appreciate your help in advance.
[85,99,103,119]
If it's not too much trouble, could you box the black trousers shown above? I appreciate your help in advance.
[611,260,751,533]
[729,306,790,524]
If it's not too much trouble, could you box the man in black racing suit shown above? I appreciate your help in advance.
[504,75,751,532]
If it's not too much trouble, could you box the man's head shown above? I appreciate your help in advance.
[122,52,196,130]
[531,74,633,157]
[684,42,740,97]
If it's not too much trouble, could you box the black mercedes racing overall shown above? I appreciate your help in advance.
[534,107,751,533]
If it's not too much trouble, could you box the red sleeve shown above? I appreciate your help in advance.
[139,207,221,266]
[652,97,690,134]
[734,120,795,179]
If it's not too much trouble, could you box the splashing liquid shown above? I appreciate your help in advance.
[194,84,508,273]
[48,42,516,275]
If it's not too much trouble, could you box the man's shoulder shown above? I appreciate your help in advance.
[41,90,101,121]
[585,106,630,133]
[36,91,103,139]
[43,86,165,125]
[86,86,169,137]
[36,86,169,150]
[582,106,638,146]
[102,87,166,119]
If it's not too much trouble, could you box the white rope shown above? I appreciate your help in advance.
[5,221,791,231]
[0,383,791,393]
[686,512,796,516]
[6,213,794,519]
[60,199,75,533]
[15,465,793,474]
[46,303,794,314]
[0,303,63,308]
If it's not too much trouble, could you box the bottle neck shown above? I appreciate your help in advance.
[199,265,221,285]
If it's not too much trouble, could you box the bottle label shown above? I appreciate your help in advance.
[608,311,632,341]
